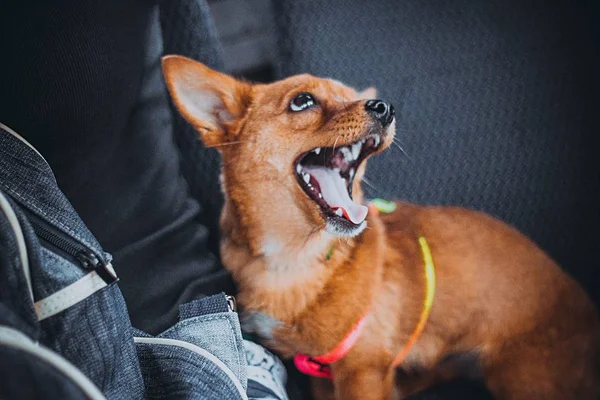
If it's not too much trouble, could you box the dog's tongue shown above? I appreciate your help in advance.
[304,167,368,225]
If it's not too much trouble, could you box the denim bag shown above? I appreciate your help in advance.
[0,122,249,399]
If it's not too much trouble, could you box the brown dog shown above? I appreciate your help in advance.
[162,55,599,400]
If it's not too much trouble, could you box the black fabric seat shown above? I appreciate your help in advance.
[272,0,599,398]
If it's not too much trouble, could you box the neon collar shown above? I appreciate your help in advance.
[294,230,436,379]
[294,313,369,379]
[392,236,436,367]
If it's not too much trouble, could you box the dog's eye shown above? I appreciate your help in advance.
[290,92,316,112]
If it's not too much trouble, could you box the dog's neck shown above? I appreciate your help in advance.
[219,193,362,318]
[220,194,341,276]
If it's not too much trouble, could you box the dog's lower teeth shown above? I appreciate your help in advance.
[349,168,355,178]
[335,208,343,217]
[303,173,310,183]
[318,193,323,198]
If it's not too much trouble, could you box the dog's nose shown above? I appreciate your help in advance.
[365,99,395,127]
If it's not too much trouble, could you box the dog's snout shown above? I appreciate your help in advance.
[365,99,395,127]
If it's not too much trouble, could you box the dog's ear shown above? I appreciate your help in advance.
[162,55,251,147]
[358,87,377,100]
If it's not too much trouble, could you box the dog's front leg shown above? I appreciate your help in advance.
[332,361,397,400]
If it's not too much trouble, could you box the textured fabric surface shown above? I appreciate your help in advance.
[274,0,600,302]
[156,311,248,390]
[0,191,39,341]
[0,129,145,399]
[179,292,230,319]
[0,346,89,400]
[159,0,227,256]
[136,342,246,400]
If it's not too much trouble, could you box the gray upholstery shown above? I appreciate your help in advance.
[274,0,599,300]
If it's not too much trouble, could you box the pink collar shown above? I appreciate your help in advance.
[293,313,369,379]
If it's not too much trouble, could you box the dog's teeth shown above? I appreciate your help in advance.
[334,208,343,217]
[373,135,381,147]
[313,148,321,155]
[351,142,361,159]
[303,173,310,184]
[296,164,302,174]
[349,168,355,178]
[340,147,352,161]
[318,193,323,198]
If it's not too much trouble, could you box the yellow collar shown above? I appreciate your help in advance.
[392,236,437,366]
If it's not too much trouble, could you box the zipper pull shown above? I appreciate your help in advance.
[76,250,118,284]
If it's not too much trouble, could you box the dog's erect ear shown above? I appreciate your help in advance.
[357,87,377,100]
[162,55,251,147]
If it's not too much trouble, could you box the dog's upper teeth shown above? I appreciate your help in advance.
[351,142,362,159]
[296,164,302,174]
[373,135,381,147]
[340,147,352,161]
[313,147,321,155]
[334,208,343,217]
[303,173,310,184]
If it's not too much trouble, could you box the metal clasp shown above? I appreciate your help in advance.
[226,295,237,312]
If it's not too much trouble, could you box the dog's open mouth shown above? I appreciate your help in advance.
[294,133,382,226]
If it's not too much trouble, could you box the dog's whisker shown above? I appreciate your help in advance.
[362,177,379,193]
[391,141,411,160]
[332,135,341,153]
[392,136,405,146]
[395,126,416,134]
[210,140,247,148]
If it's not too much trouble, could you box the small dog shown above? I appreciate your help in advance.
[162,55,599,400]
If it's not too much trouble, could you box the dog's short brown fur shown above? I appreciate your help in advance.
[162,55,599,400]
